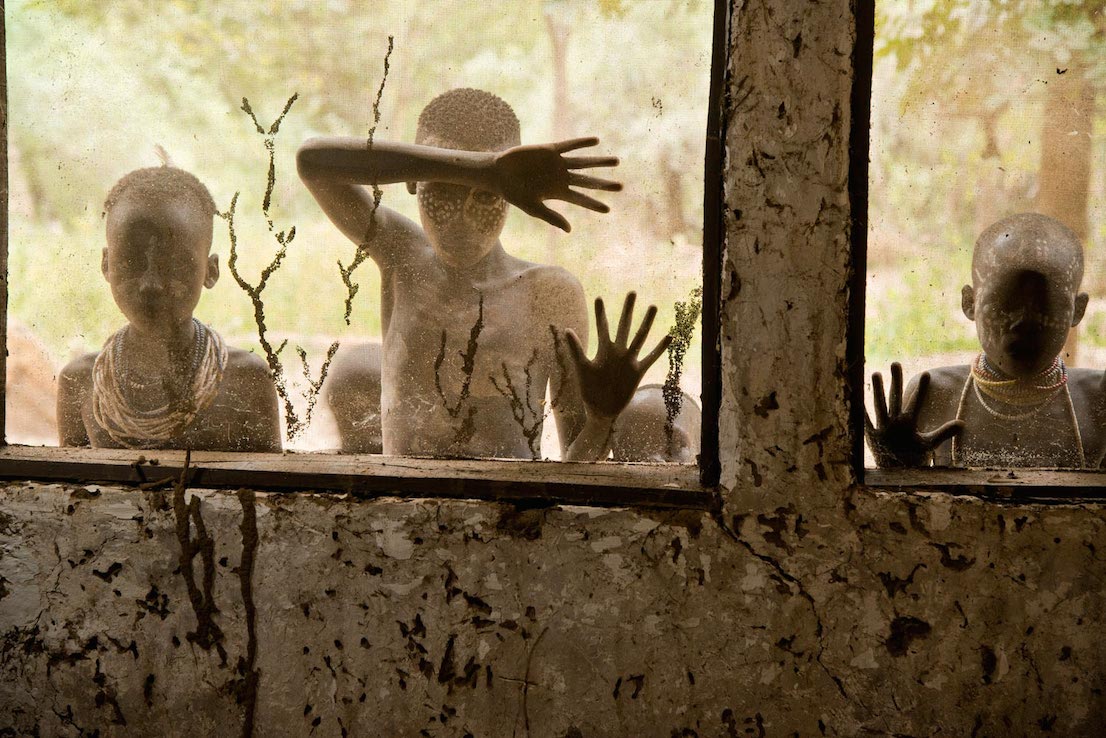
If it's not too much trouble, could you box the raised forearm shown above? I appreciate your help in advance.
[563,414,615,462]
[297,137,497,188]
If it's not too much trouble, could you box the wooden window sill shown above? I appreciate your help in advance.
[0,445,719,511]
[865,467,1106,502]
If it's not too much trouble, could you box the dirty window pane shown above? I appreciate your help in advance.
[4,1,709,462]
[865,1,1106,469]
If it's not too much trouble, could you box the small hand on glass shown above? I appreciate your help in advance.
[563,292,672,421]
[493,137,621,232]
[865,362,964,468]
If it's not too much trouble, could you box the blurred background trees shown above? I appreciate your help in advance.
[868,0,1105,369]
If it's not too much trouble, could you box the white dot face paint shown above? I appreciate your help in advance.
[417,182,507,268]
[969,214,1085,378]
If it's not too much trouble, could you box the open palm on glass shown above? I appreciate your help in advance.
[564,292,672,421]
[865,362,964,467]
[493,137,621,232]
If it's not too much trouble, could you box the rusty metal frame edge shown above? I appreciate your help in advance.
[849,0,874,487]
[698,0,728,488]
[1,3,9,447]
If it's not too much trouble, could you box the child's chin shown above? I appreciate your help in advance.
[436,244,491,266]
[124,311,188,331]
[1001,356,1056,378]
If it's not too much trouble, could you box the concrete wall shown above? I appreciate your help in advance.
[3,1,1105,735]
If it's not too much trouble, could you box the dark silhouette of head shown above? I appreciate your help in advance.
[962,213,1087,378]
[611,385,702,463]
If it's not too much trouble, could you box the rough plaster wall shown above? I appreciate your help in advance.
[3,0,1106,736]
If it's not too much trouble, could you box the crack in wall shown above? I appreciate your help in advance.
[170,452,227,665]
[338,36,395,324]
[712,512,848,701]
[169,459,262,736]
[233,490,260,738]
[92,657,127,727]
[521,626,549,738]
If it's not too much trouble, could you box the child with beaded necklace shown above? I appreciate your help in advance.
[57,166,282,452]
[866,213,1106,469]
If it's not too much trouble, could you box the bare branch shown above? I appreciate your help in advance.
[222,93,340,441]
[489,349,544,460]
[339,36,395,324]
[434,293,485,419]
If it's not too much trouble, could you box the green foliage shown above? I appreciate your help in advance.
[866,253,979,368]
[663,286,702,437]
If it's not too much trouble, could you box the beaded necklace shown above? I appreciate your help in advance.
[91,319,228,449]
[971,354,1067,406]
[951,353,1084,467]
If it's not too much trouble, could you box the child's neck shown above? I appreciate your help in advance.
[124,317,198,371]
[441,241,509,281]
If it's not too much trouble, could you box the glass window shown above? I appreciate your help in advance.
[4,0,713,465]
[865,1,1106,470]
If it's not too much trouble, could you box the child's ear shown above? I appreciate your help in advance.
[406,182,417,196]
[204,253,220,289]
[101,248,110,280]
[1072,292,1090,326]
[961,284,975,320]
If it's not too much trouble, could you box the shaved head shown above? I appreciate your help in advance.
[963,212,1088,378]
[611,384,701,463]
[972,213,1083,292]
[416,88,521,153]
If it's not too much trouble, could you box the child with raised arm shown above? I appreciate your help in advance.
[298,88,669,460]
[57,166,282,452]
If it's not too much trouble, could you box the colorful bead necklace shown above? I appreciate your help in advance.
[91,319,228,449]
[952,353,1084,468]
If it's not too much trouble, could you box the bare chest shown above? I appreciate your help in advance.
[379,270,567,458]
[383,273,558,389]
[82,371,260,452]
[923,374,1103,468]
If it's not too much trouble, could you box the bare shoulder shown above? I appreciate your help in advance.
[905,364,969,425]
[1066,366,1105,403]
[222,347,269,378]
[327,342,382,386]
[58,351,98,389]
[216,351,275,400]
[521,264,586,323]
[911,364,970,393]
[524,262,580,289]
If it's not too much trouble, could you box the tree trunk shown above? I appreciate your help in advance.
[544,3,572,261]
[659,149,690,240]
[544,7,572,141]
[1034,64,1095,365]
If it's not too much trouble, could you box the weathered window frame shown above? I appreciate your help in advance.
[851,0,1106,496]
[0,4,727,512]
